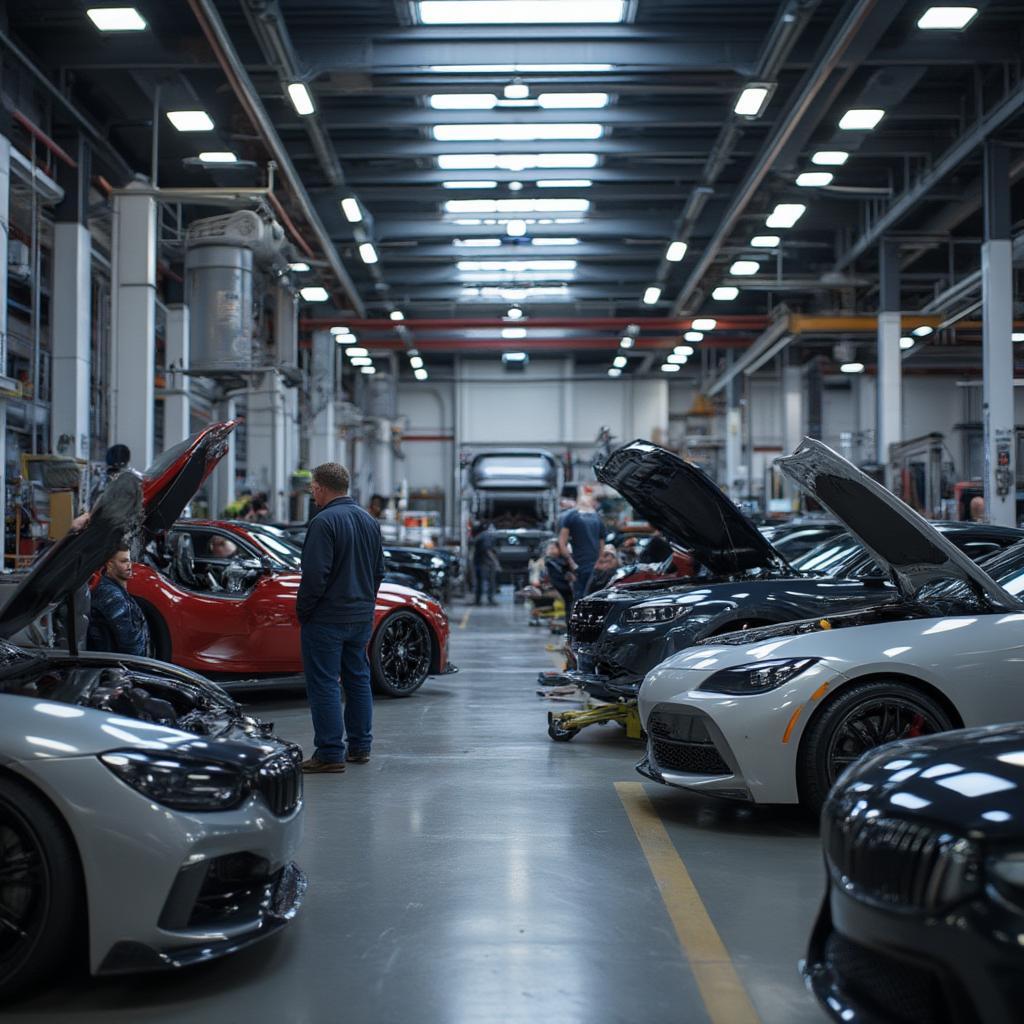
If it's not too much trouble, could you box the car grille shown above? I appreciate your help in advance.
[570,600,612,643]
[824,813,980,912]
[257,750,303,816]
[648,711,730,775]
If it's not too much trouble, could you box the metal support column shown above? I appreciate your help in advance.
[724,363,742,498]
[308,329,336,467]
[982,142,1016,526]
[208,397,237,517]
[111,180,157,466]
[0,125,13,555]
[781,360,803,501]
[876,238,902,482]
[247,371,287,520]
[163,305,191,445]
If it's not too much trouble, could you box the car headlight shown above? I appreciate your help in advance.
[100,750,249,812]
[625,603,690,624]
[698,657,818,695]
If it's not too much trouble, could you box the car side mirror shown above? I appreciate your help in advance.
[259,555,276,575]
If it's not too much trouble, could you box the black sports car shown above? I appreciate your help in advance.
[569,440,1023,701]
[805,722,1024,1024]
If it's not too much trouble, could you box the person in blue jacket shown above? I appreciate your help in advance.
[86,547,150,657]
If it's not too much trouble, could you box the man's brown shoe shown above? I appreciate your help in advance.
[346,750,371,764]
[302,757,346,774]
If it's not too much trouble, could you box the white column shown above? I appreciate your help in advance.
[0,134,11,553]
[724,369,742,498]
[282,384,299,518]
[51,223,92,458]
[164,304,191,445]
[308,329,336,467]
[876,238,902,480]
[247,371,287,520]
[208,397,237,518]
[111,181,157,467]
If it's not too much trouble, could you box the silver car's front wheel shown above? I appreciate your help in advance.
[798,681,954,812]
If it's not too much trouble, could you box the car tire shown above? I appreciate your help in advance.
[370,611,432,698]
[0,775,83,1001]
[135,599,172,662]
[798,680,954,813]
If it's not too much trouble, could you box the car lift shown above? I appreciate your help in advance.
[547,697,643,742]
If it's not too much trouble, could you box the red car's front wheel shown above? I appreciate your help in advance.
[370,611,432,698]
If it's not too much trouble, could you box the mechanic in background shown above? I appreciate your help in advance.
[557,487,604,601]
[87,547,150,657]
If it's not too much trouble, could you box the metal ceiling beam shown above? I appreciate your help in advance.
[304,315,769,331]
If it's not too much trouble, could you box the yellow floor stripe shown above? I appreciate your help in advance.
[615,782,762,1024]
[458,608,472,629]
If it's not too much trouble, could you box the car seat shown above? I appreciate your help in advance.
[170,532,203,590]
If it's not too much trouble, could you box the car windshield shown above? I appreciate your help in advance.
[246,528,302,569]
[913,540,1024,608]
[0,640,44,678]
[790,536,862,574]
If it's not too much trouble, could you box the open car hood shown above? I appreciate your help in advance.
[0,473,142,639]
[596,440,787,575]
[777,438,1019,606]
[142,421,236,535]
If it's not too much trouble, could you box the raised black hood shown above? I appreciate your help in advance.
[0,472,142,639]
[596,439,788,575]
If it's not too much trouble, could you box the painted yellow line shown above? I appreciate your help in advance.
[458,608,472,629]
[615,782,762,1024]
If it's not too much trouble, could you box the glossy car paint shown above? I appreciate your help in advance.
[805,724,1024,1024]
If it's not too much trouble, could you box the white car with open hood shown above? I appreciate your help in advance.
[637,438,1024,811]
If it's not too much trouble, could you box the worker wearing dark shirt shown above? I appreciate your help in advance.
[297,462,386,774]
[472,522,500,606]
[87,547,150,657]
[558,500,604,600]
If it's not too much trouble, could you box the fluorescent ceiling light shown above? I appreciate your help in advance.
[840,362,865,374]
[417,1,627,24]
[750,235,780,248]
[341,197,363,223]
[287,82,315,116]
[917,6,979,30]
[330,325,351,335]
[443,180,498,189]
[900,336,915,350]
[666,241,688,262]
[1013,332,1024,342]
[506,307,524,320]
[359,243,379,264]
[531,237,579,246]
[502,327,527,339]
[457,259,577,273]
[438,153,599,170]
[445,198,591,214]
[692,318,717,331]
[430,94,498,109]
[643,286,661,305]
[167,110,213,132]
[300,286,329,302]
[537,93,609,109]
[430,64,613,73]
[729,260,760,276]
[414,367,429,380]
[913,325,934,337]
[674,345,694,357]
[506,219,527,237]
[613,355,627,368]
[433,123,603,142]
[766,203,806,228]
[454,238,502,247]
[660,363,681,373]
[360,366,376,375]
[289,262,310,273]
[713,286,739,300]
[390,310,404,321]
[86,7,147,30]
[608,367,622,377]
[796,171,834,187]
[536,179,592,188]
[734,84,773,118]
[684,331,704,343]
[504,81,530,100]
[812,150,849,166]
[619,336,634,348]
[503,351,529,362]
[508,181,524,191]
[410,356,425,368]
[198,151,237,163]
[839,108,885,131]
[346,347,370,358]
[350,357,373,366]
[667,353,688,364]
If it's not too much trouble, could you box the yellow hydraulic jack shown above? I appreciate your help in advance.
[547,698,644,742]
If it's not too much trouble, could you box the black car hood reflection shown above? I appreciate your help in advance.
[597,439,787,575]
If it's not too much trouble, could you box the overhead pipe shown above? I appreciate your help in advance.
[186,0,365,315]
[11,111,77,169]
[671,0,887,315]
[301,315,771,332]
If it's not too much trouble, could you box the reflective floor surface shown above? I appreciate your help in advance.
[6,596,828,1023]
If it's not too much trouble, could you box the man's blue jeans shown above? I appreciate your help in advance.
[573,561,596,600]
[301,620,374,762]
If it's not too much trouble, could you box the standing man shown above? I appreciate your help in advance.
[87,546,150,657]
[557,487,604,602]
[297,463,386,774]
[472,521,500,606]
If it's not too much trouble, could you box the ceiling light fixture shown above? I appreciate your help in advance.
[667,353,689,365]
[536,179,592,188]
[437,152,599,170]
[503,351,529,364]
[692,318,717,331]
[86,7,147,31]
[1013,332,1024,342]
[666,241,688,262]
[537,92,610,109]
[299,286,328,302]
[390,310,405,321]
[287,83,315,116]
[913,325,934,337]
[504,81,530,100]
[660,363,681,373]
[360,366,377,375]
[900,336,915,350]
[840,362,865,374]
[729,260,760,276]
[917,6,979,30]
[613,355,627,368]
[712,286,740,300]
[734,83,775,119]
[796,171,834,187]
[167,110,213,132]
[330,326,351,336]
[643,286,662,305]
[531,237,579,246]
[432,123,603,142]
[417,1,628,24]
[289,262,310,272]
[445,198,591,214]
[346,347,370,358]
[350,356,372,366]
[839,108,885,131]
[766,203,806,228]
[608,367,622,377]
[410,356,425,369]
[197,151,237,163]
[674,345,694,357]
[619,336,634,349]
[414,367,429,380]
[429,64,614,73]
[502,327,527,339]
[442,180,498,189]
[506,307,525,320]
[455,238,503,247]
[750,235,780,248]
[341,197,363,223]
[358,243,379,264]
[430,93,499,109]
[812,150,849,166]
[684,331,704,343]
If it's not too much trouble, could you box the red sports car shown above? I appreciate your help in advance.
[127,422,452,697]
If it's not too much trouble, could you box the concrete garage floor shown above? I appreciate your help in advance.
[8,600,829,1024]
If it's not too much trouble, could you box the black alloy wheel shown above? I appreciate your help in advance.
[370,611,432,697]
[798,681,954,813]
[0,777,81,999]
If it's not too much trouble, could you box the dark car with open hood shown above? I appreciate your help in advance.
[0,468,305,999]
[568,440,1023,701]
[805,722,1024,1024]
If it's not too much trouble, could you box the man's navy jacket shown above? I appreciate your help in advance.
[297,496,386,625]
[87,575,150,656]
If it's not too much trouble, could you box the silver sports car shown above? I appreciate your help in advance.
[0,470,305,999]
[637,438,1024,811]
